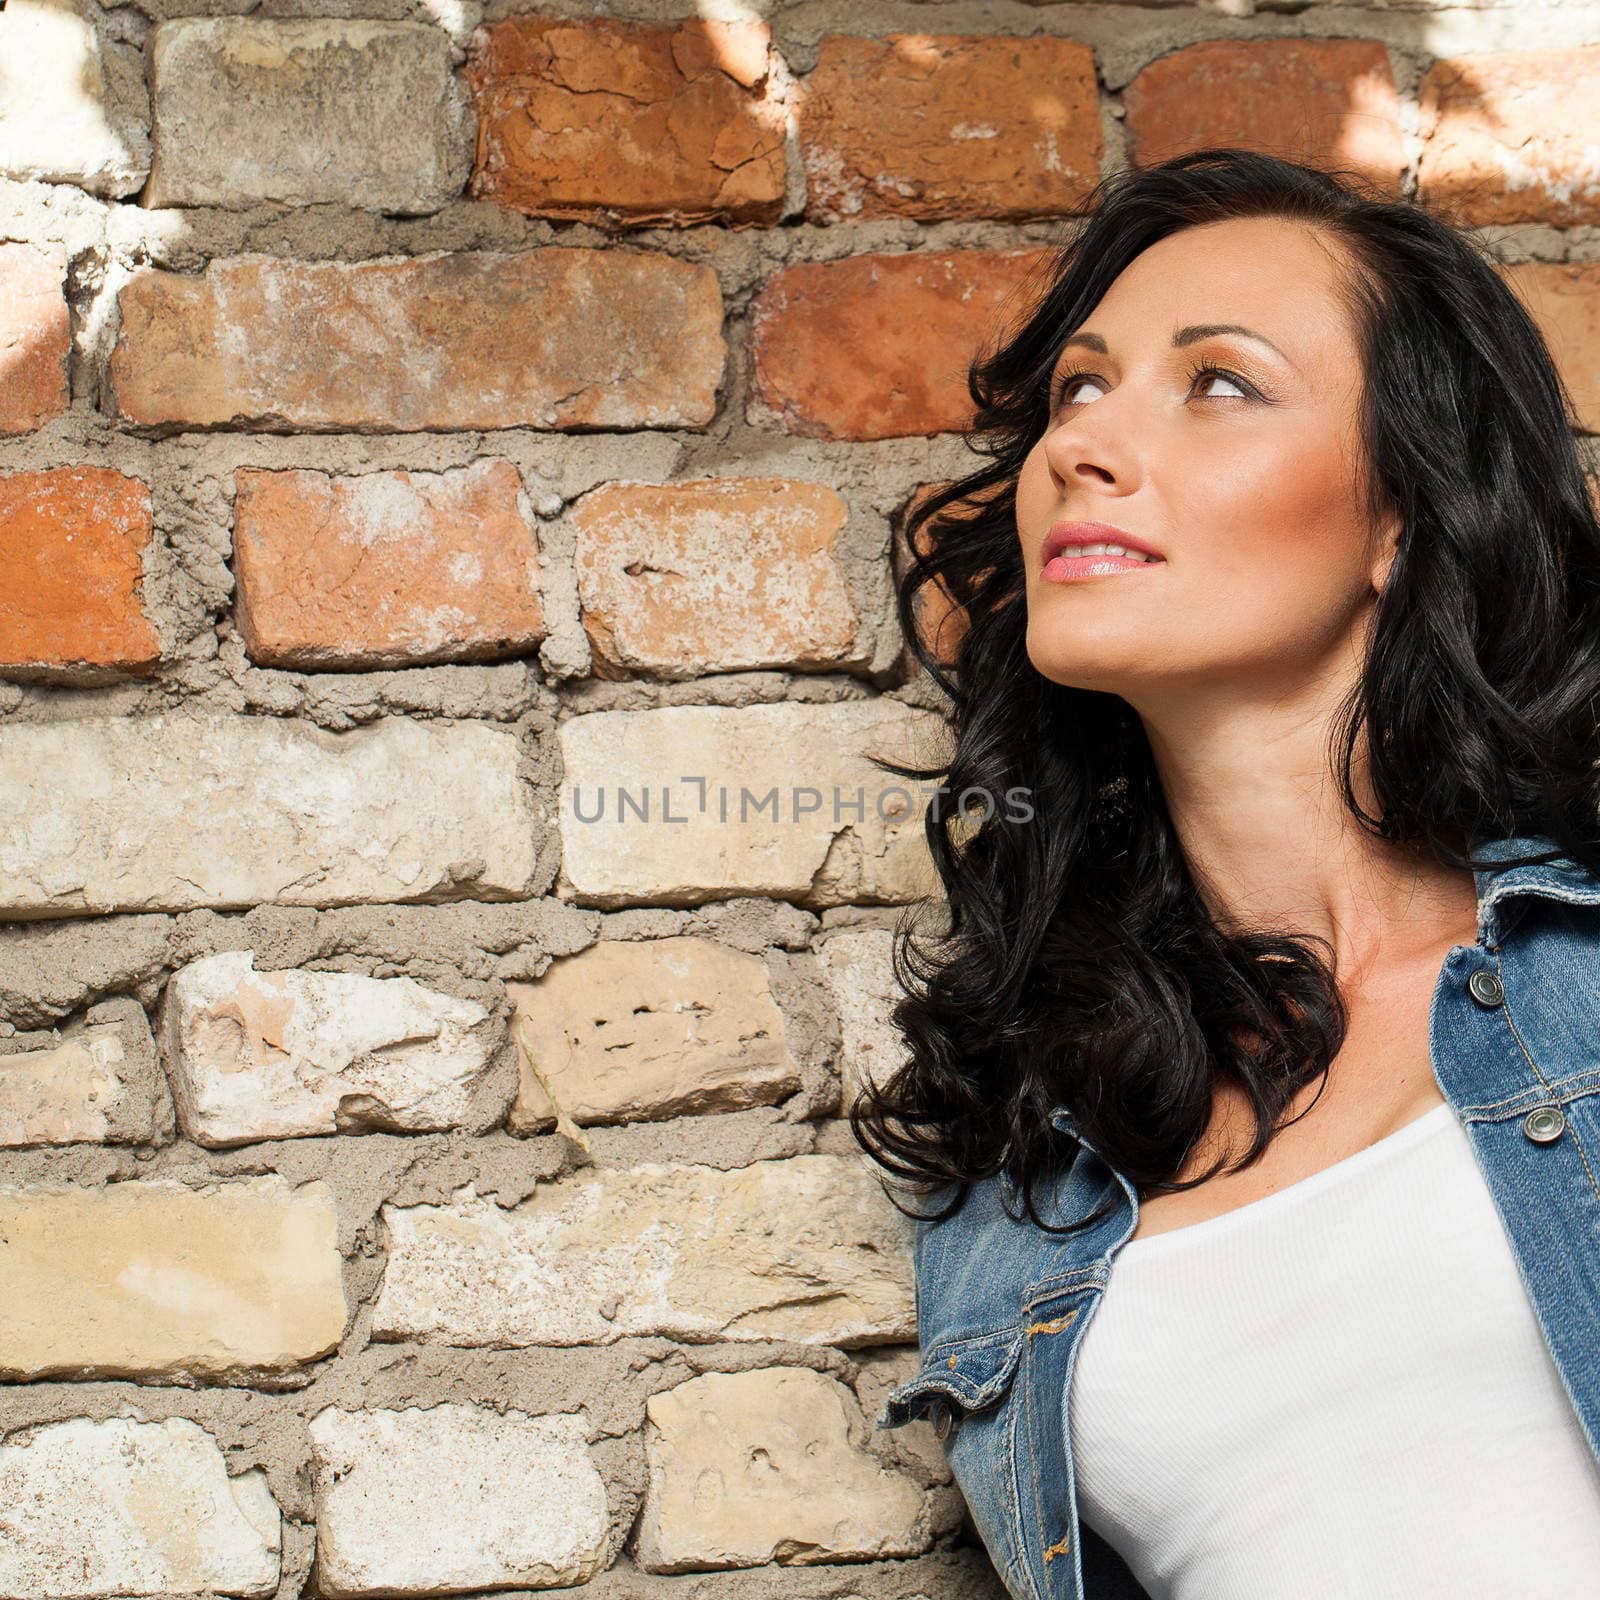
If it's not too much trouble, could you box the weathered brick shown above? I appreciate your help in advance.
[0,1417,279,1599]
[570,477,859,678]
[146,19,470,213]
[0,0,151,196]
[0,712,539,918]
[372,1153,915,1347]
[0,1176,345,1380]
[557,700,942,907]
[1419,48,1600,227]
[1124,39,1404,192]
[1501,260,1600,432]
[748,248,1053,439]
[111,251,725,433]
[816,929,909,1112]
[466,15,785,227]
[0,467,159,679]
[310,1405,609,1596]
[0,997,163,1148]
[800,34,1100,223]
[233,460,545,670]
[636,1367,929,1571]
[159,949,495,1148]
[0,242,70,436]
[507,936,801,1130]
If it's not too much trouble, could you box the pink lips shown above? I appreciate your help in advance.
[1040,519,1165,584]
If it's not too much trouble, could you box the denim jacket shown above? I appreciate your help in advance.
[875,833,1600,1599]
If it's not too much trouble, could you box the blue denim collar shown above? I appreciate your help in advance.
[1468,830,1600,943]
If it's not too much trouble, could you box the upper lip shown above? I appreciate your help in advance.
[1041,520,1165,565]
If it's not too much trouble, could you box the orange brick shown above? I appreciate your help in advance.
[570,478,859,678]
[0,468,158,678]
[232,460,545,670]
[748,247,1055,441]
[465,15,786,227]
[1124,39,1404,194]
[1419,49,1600,227]
[111,251,725,433]
[1499,260,1600,433]
[0,243,70,436]
[799,34,1101,223]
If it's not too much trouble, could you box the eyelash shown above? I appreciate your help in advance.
[1047,359,1262,414]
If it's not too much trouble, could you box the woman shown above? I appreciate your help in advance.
[856,147,1600,1599]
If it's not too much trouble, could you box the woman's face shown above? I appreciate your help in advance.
[1014,216,1399,707]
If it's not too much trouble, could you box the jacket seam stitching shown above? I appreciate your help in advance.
[1462,1066,1600,1116]
[1494,950,1600,1203]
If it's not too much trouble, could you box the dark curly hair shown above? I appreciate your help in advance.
[849,146,1600,1234]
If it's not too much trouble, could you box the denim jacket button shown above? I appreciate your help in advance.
[930,1399,954,1440]
[1523,1104,1566,1144]
[1468,969,1505,1007]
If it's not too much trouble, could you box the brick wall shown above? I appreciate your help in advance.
[2,3,1598,1596]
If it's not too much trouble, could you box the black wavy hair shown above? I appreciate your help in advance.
[849,146,1600,1233]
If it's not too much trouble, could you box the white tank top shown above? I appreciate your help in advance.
[1069,1101,1600,1598]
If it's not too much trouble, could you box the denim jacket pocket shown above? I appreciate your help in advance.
[878,1323,1027,1432]
[878,1325,1033,1600]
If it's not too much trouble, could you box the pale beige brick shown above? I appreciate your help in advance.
[310,1404,609,1596]
[0,1176,346,1380]
[636,1366,930,1570]
[557,700,943,907]
[373,1153,914,1348]
[0,1417,279,1599]
[159,949,495,1148]
[817,929,911,1110]
[507,936,801,1130]
[0,996,163,1147]
[0,712,539,918]
[0,0,151,196]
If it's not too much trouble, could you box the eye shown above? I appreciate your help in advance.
[1046,359,1264,415]
[1047,365,1102,413]
[1184,360,1256,400]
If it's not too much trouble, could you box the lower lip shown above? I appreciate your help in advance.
[1042,551,1164,582]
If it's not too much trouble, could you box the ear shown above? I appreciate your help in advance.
[1370,511,1402,595]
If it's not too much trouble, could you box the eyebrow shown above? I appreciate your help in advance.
[1059,323,1297,370]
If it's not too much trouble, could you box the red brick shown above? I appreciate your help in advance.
[232,460,545,670]
[111,251,725,433]
[465,15,786,227]
[1418,49,1600,227]
[0,243,70,436]
[570,478,859,678]
[0,468,158,677]
[1124,39,1404,194]
[799,34,1101,223]
[748,247,1054,440]
[1499,260,1600,432]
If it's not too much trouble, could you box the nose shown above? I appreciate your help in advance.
[1041,394,1138,495]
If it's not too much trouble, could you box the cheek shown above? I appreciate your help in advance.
[1014,444,1052,536]
[1184,438,1373,593]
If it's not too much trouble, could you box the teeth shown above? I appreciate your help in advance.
[1059,542,1154,562]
